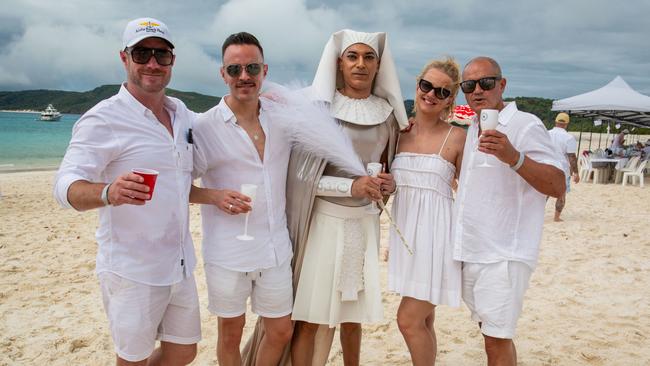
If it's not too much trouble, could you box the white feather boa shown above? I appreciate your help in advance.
[263,81,366,177]
[262,81,413,254]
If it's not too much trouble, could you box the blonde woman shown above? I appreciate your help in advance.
[388,57,465,365]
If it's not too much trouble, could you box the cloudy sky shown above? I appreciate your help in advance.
[1,0,648,101]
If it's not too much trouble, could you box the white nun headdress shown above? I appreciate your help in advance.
[310,29,409,130]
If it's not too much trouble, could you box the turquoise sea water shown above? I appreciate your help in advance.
[0,111,80,172]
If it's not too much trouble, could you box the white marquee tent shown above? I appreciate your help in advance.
[552,76,650,128]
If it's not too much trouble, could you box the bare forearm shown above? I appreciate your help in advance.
[67,180,106,211]
[516,157,566,198]
[189,184,215,204]
[568,153,578,175]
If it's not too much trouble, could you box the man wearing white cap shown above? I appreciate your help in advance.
[286,29,409,366]
[548,112,579,222]
[54,18,200,365]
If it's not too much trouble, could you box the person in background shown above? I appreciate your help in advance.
[548,112,579,222]
[642,140,650,159]
[610,129,628,152]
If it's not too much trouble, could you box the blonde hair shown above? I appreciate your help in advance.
[413,56,460,120]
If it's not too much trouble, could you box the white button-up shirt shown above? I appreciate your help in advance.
[54,84,196,285]
[548,127,577,177]
[452,102,562,269]
[193,97,292,272]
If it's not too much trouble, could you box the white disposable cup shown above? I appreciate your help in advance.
[480,109,499,131]
[366,162,383,177]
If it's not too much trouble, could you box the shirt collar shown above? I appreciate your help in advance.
[118,83,177,116]
[498,101,517,126]
[217,95,269,124]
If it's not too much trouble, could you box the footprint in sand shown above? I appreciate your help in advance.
[69,338,89,353]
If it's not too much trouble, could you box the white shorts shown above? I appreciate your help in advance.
[98,272,201,362]
[461,261,532,339]
[205,258,293,318]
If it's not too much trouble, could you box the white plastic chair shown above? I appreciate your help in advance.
[580,154,606,184]
[578,154,588,180]
[614,156,639,184]
[622,160,647,188]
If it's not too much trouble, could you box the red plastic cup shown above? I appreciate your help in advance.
[132,168,159,200]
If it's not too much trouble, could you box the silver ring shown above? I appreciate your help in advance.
[228,203,233,211]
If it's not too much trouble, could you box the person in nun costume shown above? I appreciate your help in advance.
[242,29,408,366]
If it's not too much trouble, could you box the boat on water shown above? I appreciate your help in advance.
[40,104,62,121]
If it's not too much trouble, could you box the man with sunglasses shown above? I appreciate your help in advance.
[54,18,200,365]
[189,32,294,366]
[452,57,565,366]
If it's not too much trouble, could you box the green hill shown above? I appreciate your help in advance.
[0,85,220,114]
[404,97,649,134]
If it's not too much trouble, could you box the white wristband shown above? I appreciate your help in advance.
[101,183,111,206]
[511,151,525,171]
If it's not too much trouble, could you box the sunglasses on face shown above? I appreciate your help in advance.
[459,76,501,93]
[127,47,174,66]
[224,63,264,78]
[418,79,452,100]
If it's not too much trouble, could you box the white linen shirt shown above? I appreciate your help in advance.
[452,102,563,269]
[193,97,292,272]
[548,127,577,176]
[54,84,196,285]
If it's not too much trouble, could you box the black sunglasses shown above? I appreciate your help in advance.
[418,79,451,100]
[460,76,501,93]
[224,63,264,77]
[127,47,174,66]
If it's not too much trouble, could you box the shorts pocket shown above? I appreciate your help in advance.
[100,272,136,297]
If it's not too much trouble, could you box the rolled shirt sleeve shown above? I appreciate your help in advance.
[53,113,120,209]
[517,122,564,173]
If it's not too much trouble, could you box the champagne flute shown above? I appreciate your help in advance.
[236,184,257,241]
[477,109,499,168]
[365,162,383,214]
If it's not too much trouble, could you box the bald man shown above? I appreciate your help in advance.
[454,56,565,366]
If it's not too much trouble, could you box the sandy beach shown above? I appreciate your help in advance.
[1,170,648,365]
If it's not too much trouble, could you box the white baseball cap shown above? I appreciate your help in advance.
[122,17,174,49]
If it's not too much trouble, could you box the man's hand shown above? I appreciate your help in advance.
[210,189,252,215]
[478,129,519,166]
[377,172,396,195]
[107,172,150,206]
[351,176,382,201]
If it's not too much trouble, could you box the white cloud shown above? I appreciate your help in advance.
[0,0,648,99]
